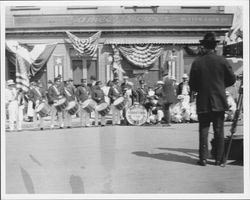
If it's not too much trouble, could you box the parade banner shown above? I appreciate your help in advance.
[66,31,101,57]
[116,44,164,68]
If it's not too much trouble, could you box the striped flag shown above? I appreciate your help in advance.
[66,31,101,57]
[6,41,57,90]
[16,54,30,92]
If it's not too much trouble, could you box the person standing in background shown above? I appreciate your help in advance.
[162,72,177,126]
[189,32,236,167]
[5,80,18,131]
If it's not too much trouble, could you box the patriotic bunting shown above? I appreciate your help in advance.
[116,44,164,68]
[66,31,101,57]
[6,41,57,91]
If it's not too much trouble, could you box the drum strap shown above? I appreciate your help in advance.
[53,86,60,96]
[35,87,42,97]
[65,88,72,97]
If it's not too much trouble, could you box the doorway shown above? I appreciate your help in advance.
[72,59,83,85]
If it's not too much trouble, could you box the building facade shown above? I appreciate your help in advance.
[5,6,233,87]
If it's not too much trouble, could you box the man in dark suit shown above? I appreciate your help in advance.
[162,72,177,126]
[189,32,236,167]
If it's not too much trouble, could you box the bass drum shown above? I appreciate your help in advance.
[126,104,148,126]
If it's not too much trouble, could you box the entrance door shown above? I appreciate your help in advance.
[72,60,83,85]
[86,59,97,82]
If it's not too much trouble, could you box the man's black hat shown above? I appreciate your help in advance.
[199,32,220,44]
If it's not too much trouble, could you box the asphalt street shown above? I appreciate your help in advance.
[4,121,244,194]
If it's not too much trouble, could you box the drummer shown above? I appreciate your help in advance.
[76,78,92,127]
[108,78,122,125]
[123,82,139,125]
[63,79,77,128]
[92,81,106,126]
[47,77,65,129]
[28,81,47,130]
[137,80,148,106]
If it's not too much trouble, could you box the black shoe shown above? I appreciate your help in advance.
[197,159,207,166]
[101,125,105,127]
[67,126,71,129]
[215,161,226,167]
[59,127,63,129]
[40,128,44,130]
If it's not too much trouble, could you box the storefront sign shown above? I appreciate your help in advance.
[13,14,233,28]
[126,104,148,126]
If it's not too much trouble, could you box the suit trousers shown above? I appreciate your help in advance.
[163,103,172,124]
[198,111,225,162]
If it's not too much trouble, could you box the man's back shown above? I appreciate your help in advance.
[189,52,236,113]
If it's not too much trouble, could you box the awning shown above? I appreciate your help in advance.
[104,37,200,44]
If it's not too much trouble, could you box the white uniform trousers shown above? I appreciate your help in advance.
[95,110,106,126]
[64,111,72,127]
[79,109,90,127]
[50,105,64,128]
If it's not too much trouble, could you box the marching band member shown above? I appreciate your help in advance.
[67,78,76,95]
[190,96,198,122]
[76,78,92,127]
[147,92,164,125]
[108,78,122,125]
[28,81,47,130]
[102,80,112,105]
[47,77,65,129]
[63,79,77,128]
[25,82,36,122]
[92,81,106,126]
[170,95,184,123]
[225,90,237,121]
[137,80,148,106]
[5,80,19,131]
[123,82,139,125]
[121,76,129,94]
[177,74,191,104]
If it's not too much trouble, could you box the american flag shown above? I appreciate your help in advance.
[66,31,101,57]
[6,41,57,92]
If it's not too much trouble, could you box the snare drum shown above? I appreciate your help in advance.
[81,99,96,113]
[66,101,79,115]
[35,102,51,118]
[54,98,68,112]
[114,97,125,110]
[96,103,110,116]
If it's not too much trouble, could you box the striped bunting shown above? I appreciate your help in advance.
[6,41,57,91]
[117,44,164,68]
[66,31,101,57]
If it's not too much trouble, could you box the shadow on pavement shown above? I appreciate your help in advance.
[20,166,35,193]
[157,147,199,158]
[69,175,85,193]
[132,151,198,166]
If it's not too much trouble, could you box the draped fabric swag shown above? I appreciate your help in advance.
[116,44,164,68]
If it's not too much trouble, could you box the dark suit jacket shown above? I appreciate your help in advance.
[162,77,176,104]
[189,51,236,113]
